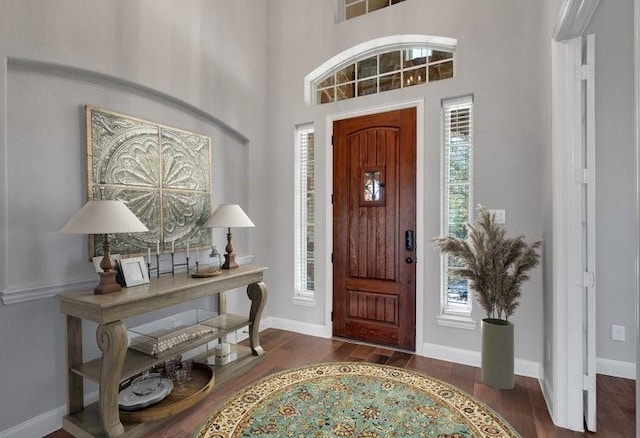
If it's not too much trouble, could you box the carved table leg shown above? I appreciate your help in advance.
[97,321,127,438]
[66,315,83,415]
[247,281,267,356]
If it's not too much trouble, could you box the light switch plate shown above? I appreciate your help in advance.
[611,325,625,342]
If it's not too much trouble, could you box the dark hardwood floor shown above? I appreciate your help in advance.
[47,328,635,437]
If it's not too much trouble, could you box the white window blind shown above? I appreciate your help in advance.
[441,96,473,315]
[294,125,315,301]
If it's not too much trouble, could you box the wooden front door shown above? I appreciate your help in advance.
[332,108,417,351]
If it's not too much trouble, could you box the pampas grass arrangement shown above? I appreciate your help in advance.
[432,205,542,322]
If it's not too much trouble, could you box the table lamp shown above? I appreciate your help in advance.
[206,204,254,269]
[60,200,149,294]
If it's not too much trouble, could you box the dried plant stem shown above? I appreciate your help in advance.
[432,205,542,322]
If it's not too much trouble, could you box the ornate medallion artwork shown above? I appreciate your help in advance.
[86,106,211,256]
[196,362,520,438]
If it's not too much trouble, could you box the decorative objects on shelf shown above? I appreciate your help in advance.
[127,309,219,357]
[147,242,194,278]
[120,257,150,287]
[60,200,148,294]
[191,245,223,278]
[432,205,542,389]
[209,245,222,272]
[119,362,215,423]
[206,204,255,269]
[212,342,236,365]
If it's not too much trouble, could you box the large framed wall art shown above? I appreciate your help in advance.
[86,106,212,257]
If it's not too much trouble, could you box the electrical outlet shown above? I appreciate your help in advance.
[489,209,506,224]
[611,325,626,342]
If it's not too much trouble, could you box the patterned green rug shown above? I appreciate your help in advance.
[196,362,520,438]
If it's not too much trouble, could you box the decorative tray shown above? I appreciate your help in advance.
[191,268,222,278]
[119,362,215,422]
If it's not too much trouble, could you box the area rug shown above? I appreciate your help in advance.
[196,362,519,438]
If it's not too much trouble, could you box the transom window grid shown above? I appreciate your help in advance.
[294,125,315,298]
[316,48,453,105]
[441,96,473,315]
[344,0,406,20]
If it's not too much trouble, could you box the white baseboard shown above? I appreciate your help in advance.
[597,357,636,379]
[260,317,543,378]
[0,405,65,438]
[0,391,98,438]
[263,316,329,338]
[541,375,557,425]
[422,341,543,379]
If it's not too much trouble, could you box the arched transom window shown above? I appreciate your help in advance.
[305,35,457,105]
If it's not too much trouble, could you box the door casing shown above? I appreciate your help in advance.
[324,99,425,355]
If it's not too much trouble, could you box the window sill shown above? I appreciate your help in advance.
[436,314,477,330]
[291,295,317,308]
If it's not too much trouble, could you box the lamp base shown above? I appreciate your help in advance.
[94,270,122,294]
[222,253,238,269]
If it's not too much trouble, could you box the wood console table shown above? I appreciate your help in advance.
[58,264,268,438]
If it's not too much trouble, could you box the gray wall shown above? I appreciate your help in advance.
[586,0,636,364]
[267,0,546,361]
[0,0,635,433]
[0,0,268,431]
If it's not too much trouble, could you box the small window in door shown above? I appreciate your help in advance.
[360,166,385,206]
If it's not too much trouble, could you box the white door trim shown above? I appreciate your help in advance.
[551,35,585,431]
[325,99,425,355]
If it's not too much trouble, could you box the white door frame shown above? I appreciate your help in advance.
[324,99,425,355]
[551,0,599,431]
[551,35,585,431]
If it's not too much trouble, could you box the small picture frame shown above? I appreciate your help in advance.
[120,257,150,287]
[92,254,122,273]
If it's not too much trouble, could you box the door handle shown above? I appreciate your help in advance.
[405,230,414,251]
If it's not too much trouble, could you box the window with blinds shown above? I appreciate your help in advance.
[294,124,315,303]
[343,0,407,20]
[441,96,473,314]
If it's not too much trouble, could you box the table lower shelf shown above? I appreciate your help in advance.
[63,345,265,438]
[71,313,250,384]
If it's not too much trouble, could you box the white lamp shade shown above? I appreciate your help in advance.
[206,204,255,228]
[60,200,149,234]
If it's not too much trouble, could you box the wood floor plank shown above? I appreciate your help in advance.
[45,328,634,438]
